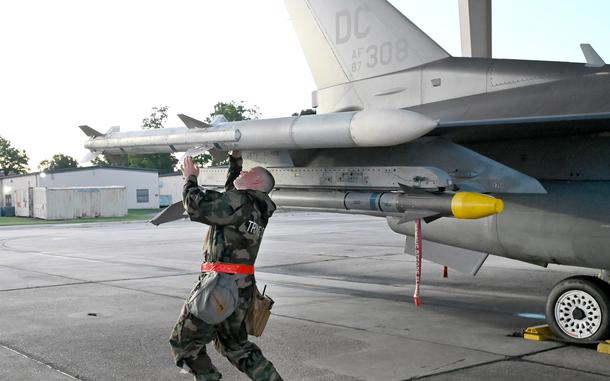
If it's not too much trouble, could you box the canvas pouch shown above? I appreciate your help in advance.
[246,284,274,337]
[187,272,239,324]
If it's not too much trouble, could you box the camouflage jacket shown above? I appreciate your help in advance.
[183,156,276,266]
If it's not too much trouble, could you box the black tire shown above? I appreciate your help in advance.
[545,275,610,343]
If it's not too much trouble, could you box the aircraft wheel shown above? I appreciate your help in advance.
[545,275,610,343]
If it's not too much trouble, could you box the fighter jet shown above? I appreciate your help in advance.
[81,0,610,343]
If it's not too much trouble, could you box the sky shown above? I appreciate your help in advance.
[1,0,609,170]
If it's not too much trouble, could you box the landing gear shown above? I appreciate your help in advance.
[545,275,610,343]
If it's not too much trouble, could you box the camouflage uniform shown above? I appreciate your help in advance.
[169,155,282,381]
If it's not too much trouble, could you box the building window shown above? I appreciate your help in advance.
[5,195,12,207]
[136,189,149,203]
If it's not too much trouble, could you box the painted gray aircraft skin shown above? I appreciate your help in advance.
[277,0,610,271]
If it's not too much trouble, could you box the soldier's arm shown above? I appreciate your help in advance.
[183,176,249,226]
[225,150,242,191]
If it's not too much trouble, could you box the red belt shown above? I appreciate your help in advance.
[201,263,254,274]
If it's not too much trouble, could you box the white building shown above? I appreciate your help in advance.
[159,173,183,207]
[0,167,160,210]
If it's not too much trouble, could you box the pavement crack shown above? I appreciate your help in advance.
[257,256,353,269]
[271,312,519,359]
[271,313,369,332]
[405,344,571,380]
[0,342,85,381]
[426,358,466,372]
[0,266,197,294]
[521,357,610,378]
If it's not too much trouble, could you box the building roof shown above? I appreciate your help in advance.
[159,172,182,178]
[0,166,159,180]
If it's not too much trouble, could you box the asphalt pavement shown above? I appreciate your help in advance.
[0,212,608,380]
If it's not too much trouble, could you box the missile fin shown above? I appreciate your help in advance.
[180,145,214,166]
[150,201,186,226]
[184,145,213,158]
[80,151,100,164]
[209,115,227,125]
[79,125,103,138]
[178,114,211,129]
[397,210,438,224]
[209,149,229,165]
[106,126,120,134]
[423,214,443,224]
[398,183,437,195]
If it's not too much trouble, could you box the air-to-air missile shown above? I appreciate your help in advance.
[80,109,437,159]
[271,189,504,222]
[148,164,504,226]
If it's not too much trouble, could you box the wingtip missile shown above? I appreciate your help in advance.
[81,109,437,156]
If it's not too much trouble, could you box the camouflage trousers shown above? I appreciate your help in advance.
[169,281,282,381]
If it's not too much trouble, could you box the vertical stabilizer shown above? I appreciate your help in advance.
[285,0,450,89]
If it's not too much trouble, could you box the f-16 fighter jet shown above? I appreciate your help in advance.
[81,0,610,344]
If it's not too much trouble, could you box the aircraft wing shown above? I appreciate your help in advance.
[432,112,610,142]
[413,73,610,143]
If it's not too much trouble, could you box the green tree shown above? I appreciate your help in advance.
[206,101,260,123]
[38,154,79,171]
[0,135,29,175]
[91,155,113,167]
[291,108,317,117]
[142,106,169,129]
[193,100,260,166]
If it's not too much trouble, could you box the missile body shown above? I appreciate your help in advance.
[82,109,437,155]
[271,189,504,220]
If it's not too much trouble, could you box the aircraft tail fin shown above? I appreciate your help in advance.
[284,0,450,89]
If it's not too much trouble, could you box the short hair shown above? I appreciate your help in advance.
[251,167,275,193]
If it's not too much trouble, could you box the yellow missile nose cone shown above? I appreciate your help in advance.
[451,192,505,219]
[495,199,505,214]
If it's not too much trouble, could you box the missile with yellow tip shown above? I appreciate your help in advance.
[152,188,504,226]
[270,189,504,222]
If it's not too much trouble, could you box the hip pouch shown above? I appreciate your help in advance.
[187,272,239,324]
[246,284,274,337]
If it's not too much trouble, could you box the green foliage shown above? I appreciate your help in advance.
[206,101,260,123]
[142,106,169,129]
[193,101,260,167]
[291,108,317,117]
[38,154,79,172]
[0,135,29,175]
[127,154,177,173]
[0,209,159,226]
[91,155,113,167]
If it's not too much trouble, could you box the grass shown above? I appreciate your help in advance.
[0,209,161,226]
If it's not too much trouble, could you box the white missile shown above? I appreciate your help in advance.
[81,109,437,158]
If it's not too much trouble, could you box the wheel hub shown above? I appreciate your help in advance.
[572,308,585,320]
[554,290,602,339]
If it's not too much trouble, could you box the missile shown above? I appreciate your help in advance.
[80,109,437,159]
[149,188,503,226]
[271,189,504,222]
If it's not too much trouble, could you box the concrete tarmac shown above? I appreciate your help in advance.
[0,212,608,380]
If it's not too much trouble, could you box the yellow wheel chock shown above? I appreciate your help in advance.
[522,324,610,355]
